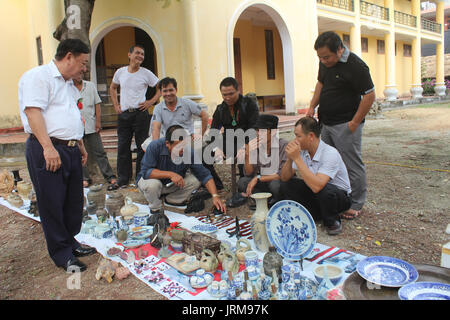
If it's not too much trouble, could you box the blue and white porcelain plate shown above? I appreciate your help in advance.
[356,256,419,287]
[191,224,218,234]
[398,282,450,300]
[122,239,146,249]
[265,200,316,260]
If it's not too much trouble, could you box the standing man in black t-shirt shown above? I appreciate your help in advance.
[307,31,375,220]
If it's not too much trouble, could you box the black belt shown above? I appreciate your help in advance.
[124,108,139,113]
[30,134,78,147]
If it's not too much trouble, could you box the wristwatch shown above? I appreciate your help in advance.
[256,174,261,183]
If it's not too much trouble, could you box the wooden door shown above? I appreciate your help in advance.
[233,38,243,94]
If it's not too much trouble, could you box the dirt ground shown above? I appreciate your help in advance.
[0,103,449,300]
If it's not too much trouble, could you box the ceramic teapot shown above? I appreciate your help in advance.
[221,249,239,275]
[217,241,230,265]
[199,249,218,273]
[120,196,139,218]
[235,238,252,265]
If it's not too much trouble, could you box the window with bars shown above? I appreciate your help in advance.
[265,29,275,80]
[403,44,412,57]
[343,34,350,48]
[361,37,368,52]
[377,40,385,54]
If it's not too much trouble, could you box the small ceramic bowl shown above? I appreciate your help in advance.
[313,264,343,286]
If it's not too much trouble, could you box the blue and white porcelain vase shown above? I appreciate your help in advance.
[250,193,272,253]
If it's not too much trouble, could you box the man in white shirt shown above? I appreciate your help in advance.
[109,45,161,189]
[280,117,352,235]
[73,73,116,188]
[18,39,96,272]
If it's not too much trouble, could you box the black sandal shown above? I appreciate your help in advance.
[107,183,120,191]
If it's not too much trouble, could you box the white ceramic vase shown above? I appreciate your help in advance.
[250,192,272,253]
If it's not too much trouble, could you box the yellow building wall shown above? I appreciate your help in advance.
[233,19,256,94]
[193,0,318,112]
[361,35,386,99]
[90,0,184,86]
[0,0,440,123]
[103,27,135,66]
[0,0,64,126]
[253,25,285,96]
[0,0,32,124]
[233,20,284,97]
[395,41,413,97]
[394,0,413,14]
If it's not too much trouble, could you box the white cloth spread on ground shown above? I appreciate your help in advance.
[0,190,366,300]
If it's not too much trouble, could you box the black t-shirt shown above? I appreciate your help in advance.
[211,95,259,131]
[318,52,374,126]
[210,95,259,157]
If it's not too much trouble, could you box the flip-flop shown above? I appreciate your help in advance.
[340,209,361,220]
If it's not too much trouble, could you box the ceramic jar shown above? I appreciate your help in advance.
[221,249,240,275]
[120,196,139,218]
[263,246,283,279]
[86,201,97,215]
[217,241,230,265]
[133,211,149,227]
[105,190,124,218]
[87,184,106,209]
[7,193,23,208]
[115,229,128,242]
[200,249,219,273]
[235,238,252,265]
[250,192,271,253]
[244,250,259,268]
[17,181,32,199]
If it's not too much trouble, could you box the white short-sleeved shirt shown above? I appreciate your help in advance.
[112,66,159,111]
[79,80,102,135]
[152,97,202,135]
[18,60,84,140]
[293,140,351,194]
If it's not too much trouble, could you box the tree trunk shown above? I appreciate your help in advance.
[53,0,95,50]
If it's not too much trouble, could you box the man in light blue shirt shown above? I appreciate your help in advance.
[280,117,351,235]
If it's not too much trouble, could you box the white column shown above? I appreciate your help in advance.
[434,0,446,96]
[350,0,362,57]
[182,0,204,102]
[383,0,398,101]
[410,0,423,99]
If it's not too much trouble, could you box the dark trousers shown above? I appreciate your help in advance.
[280,177,351,227]
[237,176,281,202]
[117,110,151,185]
[82,132,116,182]
[26,137,83,267]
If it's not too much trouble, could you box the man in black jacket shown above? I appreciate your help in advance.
[207,77,259,183]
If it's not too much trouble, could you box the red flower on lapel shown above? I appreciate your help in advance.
[77,98,83,110]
